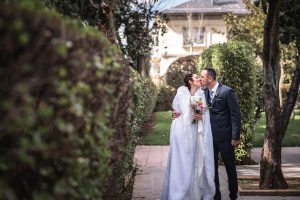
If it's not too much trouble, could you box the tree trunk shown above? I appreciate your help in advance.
[90,0,118,43]
[260,0,288,189]
[137,54,150,76]
[279,59,284,107]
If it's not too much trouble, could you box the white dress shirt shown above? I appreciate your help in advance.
[210,82,219,101]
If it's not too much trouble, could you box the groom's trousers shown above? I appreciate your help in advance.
[213,140,238,200]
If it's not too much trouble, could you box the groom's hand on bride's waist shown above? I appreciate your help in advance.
[172,112,180,120]
[231,140,239,147]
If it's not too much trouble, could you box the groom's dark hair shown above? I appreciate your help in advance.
[204,67,217,80]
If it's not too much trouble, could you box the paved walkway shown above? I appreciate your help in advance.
[132,146,300,200]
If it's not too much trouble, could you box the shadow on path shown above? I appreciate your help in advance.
[132,146,300,200]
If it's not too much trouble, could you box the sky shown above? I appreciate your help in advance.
[154,0,190,11]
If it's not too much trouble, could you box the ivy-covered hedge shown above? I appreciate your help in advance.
[104,68,158,198]
[198,41,257,164]
[0,3,130,199]
[125,68,158,170]
[129,69,158,138]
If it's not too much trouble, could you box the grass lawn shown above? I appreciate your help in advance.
[139,111,300,147]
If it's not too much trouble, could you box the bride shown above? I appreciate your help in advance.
[161,74,215,200]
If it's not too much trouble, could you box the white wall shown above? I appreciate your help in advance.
[150,15,228,77]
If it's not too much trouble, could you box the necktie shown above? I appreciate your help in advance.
[210,90,214,103]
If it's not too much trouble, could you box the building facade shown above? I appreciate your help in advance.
[150,0,248,77]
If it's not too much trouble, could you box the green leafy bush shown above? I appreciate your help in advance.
[154,84,176,112]
[129,68,158,137]
[254,64,264,120]
[160,55,198,112]
[118,68,158,194]
[166,55,198,88]
[104,68,158,198]
[198,41,257,164]
[0,3,130,200]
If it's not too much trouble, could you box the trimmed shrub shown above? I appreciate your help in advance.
[254,64,264,120]
[129,68,158,137]
[161,55,198,112]
[154,84,176,111]
[119,68,158,193]
[198,41,257,164]
[166,55,198,89]
[0,3,130,200]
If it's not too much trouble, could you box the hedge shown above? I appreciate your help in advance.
[155,55,198,112]
[104,68,158,198]
[124,68,158,172]
[0,3,130,199]
[154,84,176,112]
[165,55,198,89]
[130,68,158,134]
[198,41,257,164]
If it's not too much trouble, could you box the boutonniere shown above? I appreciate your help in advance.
[215,92,220,97]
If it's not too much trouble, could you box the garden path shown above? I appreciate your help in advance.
[132,146,300,200]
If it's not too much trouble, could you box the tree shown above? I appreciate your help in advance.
[224,0,265,58]
[89,0,118,43]
[43,0,118,42]
[224,0,265,121]
[224,0,298,119]
[44,0,168,74]
[259,0,300,189]
[279,0,300,138]
[115,0,168,74]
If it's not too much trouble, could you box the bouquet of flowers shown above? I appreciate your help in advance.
[190,96,208,124]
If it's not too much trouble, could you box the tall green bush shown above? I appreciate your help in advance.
[0,3,130,199]
[156,55,198,112]
[154,84,176,112]
[126,68,158,165]
[166,55,198,89]
[129,69,158,138]
[198,41,257,164]
[112,68,158,197]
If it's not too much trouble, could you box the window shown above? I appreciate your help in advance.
[182,27,205,45]
[153,35,159,46]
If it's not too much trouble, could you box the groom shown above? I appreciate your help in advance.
[200,67,241,200]
[173,67,241,200]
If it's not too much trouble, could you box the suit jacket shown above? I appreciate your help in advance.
[205,83,241,142]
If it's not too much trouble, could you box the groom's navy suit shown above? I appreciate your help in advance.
[205,82,241,200]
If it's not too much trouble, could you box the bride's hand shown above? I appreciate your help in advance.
[192,113,202,121]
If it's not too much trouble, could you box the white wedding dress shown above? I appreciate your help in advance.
[161,86,215,200]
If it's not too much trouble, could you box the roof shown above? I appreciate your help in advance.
[162,0,248,15]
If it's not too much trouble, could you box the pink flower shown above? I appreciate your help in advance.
[190,97,208,124]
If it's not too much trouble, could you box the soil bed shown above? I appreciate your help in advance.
[238,177,300,196]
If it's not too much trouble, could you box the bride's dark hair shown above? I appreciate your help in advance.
[184,73,193,91]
